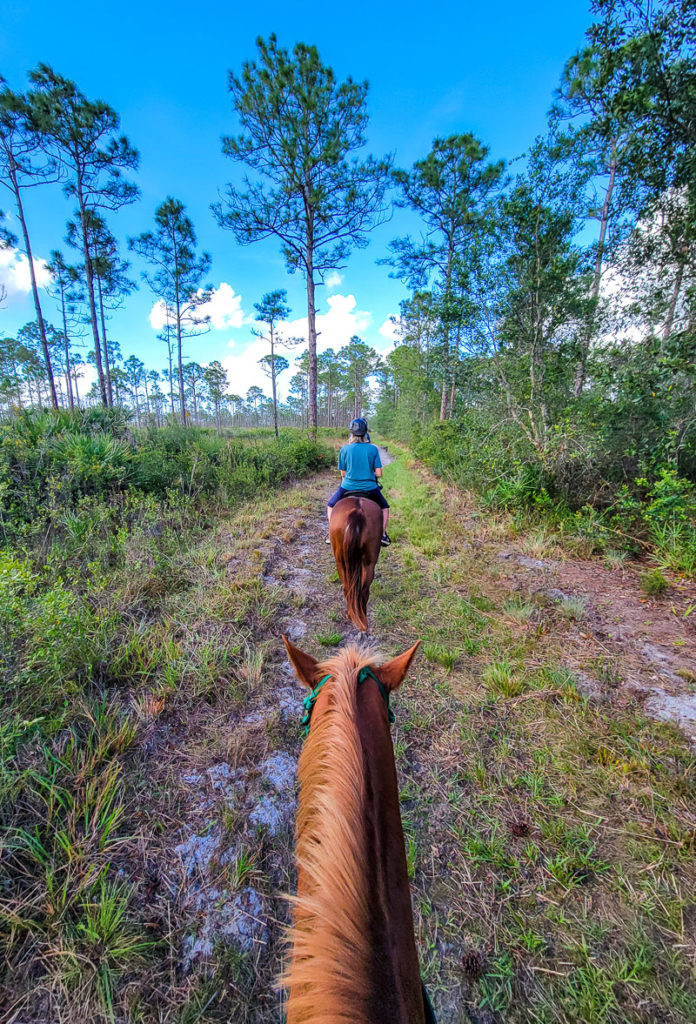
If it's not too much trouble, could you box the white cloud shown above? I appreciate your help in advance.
[378,315,400,342]
[200,283,244,330]
[221,292,373,401]
[73,361,99,397]
[148,300,168,331]
[0,246,51,303]
[148,282,245,332]
[279,292,372,351]
[221,333,281,400]
[324,270,343,291]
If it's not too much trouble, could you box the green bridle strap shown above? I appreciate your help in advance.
[300,666,395,738]
[301,674,332,737]
[357,665,396,724]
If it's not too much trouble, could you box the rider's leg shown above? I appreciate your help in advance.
[382,508,389,535]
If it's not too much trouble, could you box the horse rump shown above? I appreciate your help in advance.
[342,505,367,629]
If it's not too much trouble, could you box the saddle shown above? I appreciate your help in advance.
[342,488,382,506]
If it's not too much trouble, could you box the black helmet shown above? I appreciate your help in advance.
[349,417,368,436]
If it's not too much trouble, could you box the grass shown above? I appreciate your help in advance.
[559,595,588,620]
[503,596,536,622]
[0,420,333,1023]
[3,432,696,1024]
[423,642,457,670]
[640,566,669,597]
[316,630,343,646]
[483,657,525,697]
[370,451,696,1023]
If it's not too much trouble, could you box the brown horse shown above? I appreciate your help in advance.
[329,496,383,632]
[282,635,427,1024]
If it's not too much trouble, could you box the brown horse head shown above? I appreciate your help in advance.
[281,635,424,1024]
[329,496,382,632]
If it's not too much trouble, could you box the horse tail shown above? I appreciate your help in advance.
[343,505,366,629]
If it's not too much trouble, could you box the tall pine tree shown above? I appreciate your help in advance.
[213,34,390,434]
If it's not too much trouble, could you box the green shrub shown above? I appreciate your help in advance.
[0,411,331,541]
[413,414,696,577]
[640,567,669,597]
[0,412,331,722]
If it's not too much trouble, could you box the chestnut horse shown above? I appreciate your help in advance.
[329,496,383,632]
[282,636,432,1024]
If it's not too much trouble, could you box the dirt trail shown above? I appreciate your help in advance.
[146,459,399,1017]
[492,535,696,743]
[139,450,696,1024]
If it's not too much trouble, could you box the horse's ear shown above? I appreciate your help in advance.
[379,640,421,692]
[282,635,319,689]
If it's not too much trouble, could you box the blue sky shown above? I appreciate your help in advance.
[1,0,593,399]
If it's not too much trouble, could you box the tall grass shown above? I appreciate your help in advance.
[0,410,331,1019]
[413,419,696,575]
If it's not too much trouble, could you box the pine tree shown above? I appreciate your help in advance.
[213,34,390,434]
[129,198,211,423]
[46,250,81,409]
[253,289,295,437]
[246,385,265,425]
[386,135,504,419]
[203,360,229,434]
[29,65,139,406]
[0,79,60,408]
[338,337,381,419]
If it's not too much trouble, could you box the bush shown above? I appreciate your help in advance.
[413,413,696,576]
[0,412,332,715]
[0,411,331,542]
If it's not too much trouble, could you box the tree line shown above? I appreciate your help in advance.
[0,39,391,433]
[372,0,696,525]
[2,0,695,487]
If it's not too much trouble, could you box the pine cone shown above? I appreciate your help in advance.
[461,949,486,979]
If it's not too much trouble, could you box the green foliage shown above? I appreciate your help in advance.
[316,631,343,646]
[423,643,457,670]
[0,410,331,542]
[413,413,696,575]
[0,411,330,721]
[483,658,525,697]
[641,567,669,597]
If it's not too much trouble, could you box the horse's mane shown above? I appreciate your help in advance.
[283,643,381,1023]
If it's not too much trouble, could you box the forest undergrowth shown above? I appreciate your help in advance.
[2,429,694,1023]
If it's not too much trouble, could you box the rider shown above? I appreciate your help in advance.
[326,418,391,547]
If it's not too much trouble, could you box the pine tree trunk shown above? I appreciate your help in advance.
[77,193,108,406]
[439,239,454,421]
[175,287,186,424]
[270,329,279,438]
[166,326,175,416]
[97,275,114,407]
[13,178,58,409]
[662,260,685,345]
[59,283,75,411]
[305,236,318,436]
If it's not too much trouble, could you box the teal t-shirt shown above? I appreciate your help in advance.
[339,443,382,491]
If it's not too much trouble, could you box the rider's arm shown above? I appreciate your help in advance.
[340,470,346,479]
[374,467,382,478]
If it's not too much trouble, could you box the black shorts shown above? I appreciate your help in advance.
[327,486,389,510]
